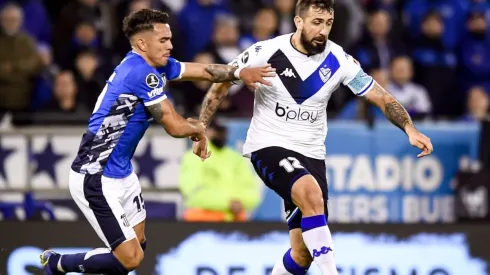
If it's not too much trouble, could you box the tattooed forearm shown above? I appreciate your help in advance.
[199,83,230,126]
[205,64,238,82]
[366,83,414,132]
[147,103,164,122]
[385,101,414,132]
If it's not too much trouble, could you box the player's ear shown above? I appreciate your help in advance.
[135,38,147,52]
[294,15,304,31]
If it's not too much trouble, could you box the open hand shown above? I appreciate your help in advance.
[239,64,276,91]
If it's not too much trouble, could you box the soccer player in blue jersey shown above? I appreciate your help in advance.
[39,9,275,275]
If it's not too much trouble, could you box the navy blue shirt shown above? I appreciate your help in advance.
[71,51,184,178]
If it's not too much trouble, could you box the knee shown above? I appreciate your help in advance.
[120,248,144,271]
[291,176,324,215]
[291,247,312,267]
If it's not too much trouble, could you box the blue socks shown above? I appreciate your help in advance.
[301,214,326,232]
[283,248,310,275]
[301,214,339,275]
[49,248,128,274]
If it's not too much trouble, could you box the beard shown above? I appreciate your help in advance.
[300,31,327,55]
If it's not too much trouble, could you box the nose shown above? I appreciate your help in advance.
[167,41,173,51]
[319,26,329,37]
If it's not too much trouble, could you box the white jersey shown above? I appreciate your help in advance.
[229,34,376,159]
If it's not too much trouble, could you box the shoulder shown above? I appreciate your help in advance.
[125,61,160,84]
[328,41,355,63]
[246,34,287,55]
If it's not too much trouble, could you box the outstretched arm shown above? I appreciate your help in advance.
[178,63,274,90]
[363,83,434,157]
[364,82,414,132]
[180,63,238,82]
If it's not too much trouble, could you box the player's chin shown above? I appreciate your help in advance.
[159,56,170,66]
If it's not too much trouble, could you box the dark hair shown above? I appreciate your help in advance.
[295,0,334,17]
[122,9,170,38]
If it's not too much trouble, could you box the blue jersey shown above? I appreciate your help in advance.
[71,51,184,178]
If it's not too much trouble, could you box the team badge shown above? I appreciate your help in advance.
[145,73,160,88]
[319,66,332,83]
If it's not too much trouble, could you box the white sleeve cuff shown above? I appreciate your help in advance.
[144,94,167,106]
[175,62,186,80]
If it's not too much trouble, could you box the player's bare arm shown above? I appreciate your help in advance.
[364,82,434,158]
[147,100,205,139]
[185,82,233,161]
[180,62,275,90]
[199,82,233,127]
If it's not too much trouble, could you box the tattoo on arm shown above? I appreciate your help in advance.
[205,64,238,82]
[385,101,414,131]
[199,84,228,126]
[147,103,164,122]
[369,84,414,132]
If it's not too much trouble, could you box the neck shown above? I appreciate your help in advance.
[291,31,309,55]
[132,48,157,67]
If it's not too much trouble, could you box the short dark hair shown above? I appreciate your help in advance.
[122,9,170,38]
[295,0,334,17]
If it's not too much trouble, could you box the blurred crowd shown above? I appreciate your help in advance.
[1,0,490,127]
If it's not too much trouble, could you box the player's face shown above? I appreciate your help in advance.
[147,23,173,67]
[299,7,334,55]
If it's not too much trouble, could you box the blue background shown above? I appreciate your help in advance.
[223,120,481,222]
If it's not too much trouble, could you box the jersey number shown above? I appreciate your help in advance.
[133,192,145,212]
[279,157,304,173]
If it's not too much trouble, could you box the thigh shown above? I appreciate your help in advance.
[122,173,146,243]
[69,170,137,250]
[306,158,329,216]
[250,147,311,229]
[250,147,311,202]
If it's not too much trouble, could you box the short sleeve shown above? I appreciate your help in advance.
[157,57,186,80]
[342,53,376,96]
[126,65,167,106]
[228,42,269,85]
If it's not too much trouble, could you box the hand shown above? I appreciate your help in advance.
[406,126,433,158]
[186,118,206,136]
[229,200,244,216]
[239,64,276,91]
[192,137,212,161]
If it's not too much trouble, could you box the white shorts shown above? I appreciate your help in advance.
[68,169,146,250]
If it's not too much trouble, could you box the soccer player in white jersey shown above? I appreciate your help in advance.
[194,1,434,275]
[39,9,274,275]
